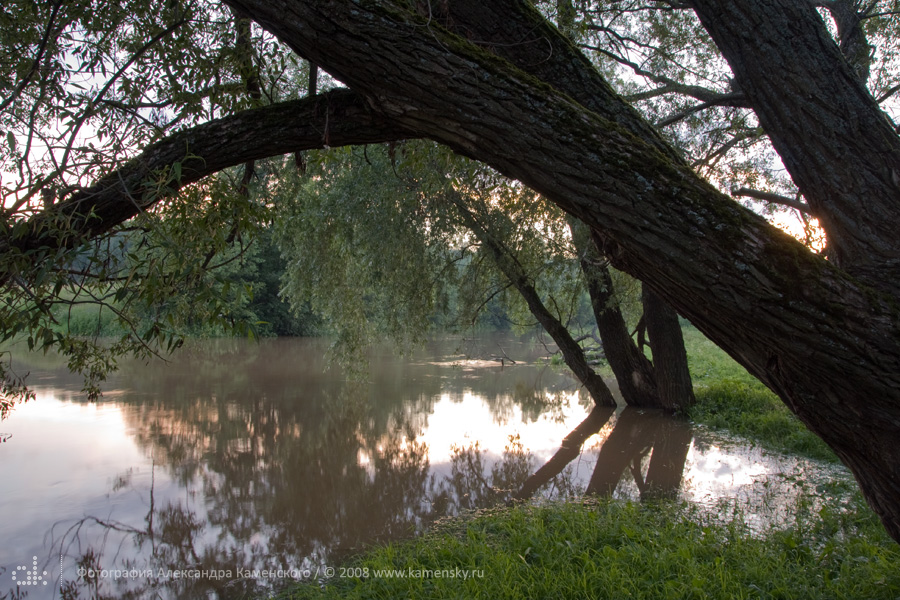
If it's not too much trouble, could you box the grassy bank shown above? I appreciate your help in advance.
[681,326,837,462]
[52,298,127,337]
[278,496,900,599]
[271,326,899,599]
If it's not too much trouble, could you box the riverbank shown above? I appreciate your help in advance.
[275,493,899,599]
[271,327,900,599]
[681,326,837,462]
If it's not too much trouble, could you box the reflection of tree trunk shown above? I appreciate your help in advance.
[585,408,660,496]
[513,405,615,500]
[643,416,692,501]
[642,286,695,411]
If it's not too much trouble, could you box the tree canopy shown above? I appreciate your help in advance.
[2,0,900,541]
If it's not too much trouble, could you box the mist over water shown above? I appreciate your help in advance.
[0,336,849,599]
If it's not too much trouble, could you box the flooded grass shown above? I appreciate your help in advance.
[682,326,837,462]
[689,380,837,463]
[275,328,900,599]
[279,494,900,600]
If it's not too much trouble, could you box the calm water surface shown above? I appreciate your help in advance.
[0,336,848,599]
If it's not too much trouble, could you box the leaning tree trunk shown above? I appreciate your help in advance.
[575,222,695,412]
[449,194,617,407]
[642,286,696,411]
[219,0,900,541]
[569,218,660,407]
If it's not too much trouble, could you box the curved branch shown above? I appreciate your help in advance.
[731,187,812,214]
[3,89,411,258]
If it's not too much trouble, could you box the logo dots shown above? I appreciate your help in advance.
[11,556,48,586]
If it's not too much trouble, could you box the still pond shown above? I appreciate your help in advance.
[0,335,848,599]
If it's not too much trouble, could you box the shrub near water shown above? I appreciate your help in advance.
[280,498,900,600]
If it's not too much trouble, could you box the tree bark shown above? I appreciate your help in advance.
[218,0,900,542]
[642,286,696,411]
[569,218,659,407]
[688,0,900,282]
[826,0,876,82]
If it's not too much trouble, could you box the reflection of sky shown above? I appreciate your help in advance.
[0,342,853,599]
[421,391,585,465]
[0,393,227,600]
[1,394,151,598]
[3,393,143,526]
[416,391,841,515]
[687,443,768,488]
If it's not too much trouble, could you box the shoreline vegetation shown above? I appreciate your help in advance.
[10,311,899,597]
[277,496,900,600]
[272,326,900,599]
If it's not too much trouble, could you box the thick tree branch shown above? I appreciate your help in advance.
[3,89,410,257]
[216,0,900,539]
[819,0,877,82]
[220,0,899,386]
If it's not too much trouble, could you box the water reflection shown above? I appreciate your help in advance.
[0,337,849,600]
[585,408,692,499]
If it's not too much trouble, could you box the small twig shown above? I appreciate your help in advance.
[495,343,516,364]
[731,187,812,215]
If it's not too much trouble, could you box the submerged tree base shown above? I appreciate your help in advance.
[279,496,900,600]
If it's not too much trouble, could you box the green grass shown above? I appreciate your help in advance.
[277,496,900,600]
[689,379,837,462]
[269,326,894,599]
[53,300,126,337]
[681,326,837,462]
[681,325,760,387]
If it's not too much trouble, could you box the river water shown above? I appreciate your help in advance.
[0,335,848,599]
